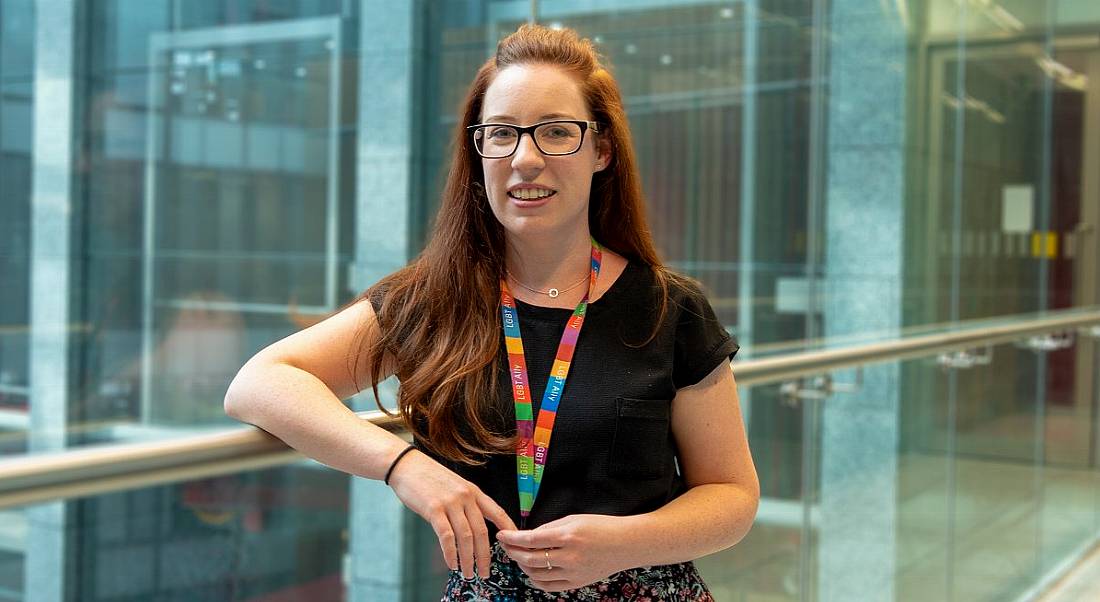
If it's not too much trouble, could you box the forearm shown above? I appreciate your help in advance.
[618,483,759,569]
[224,359,409,481]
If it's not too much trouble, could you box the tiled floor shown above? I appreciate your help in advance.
[1038,542,1100,602]
[897,452,1100,601]
[694,448,1100,601]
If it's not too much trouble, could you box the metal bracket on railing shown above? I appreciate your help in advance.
[829,368,863,394]
[779,369,863,406]
[1078,326,1100,339]
[937,345,993,370]
[1017,332,1076,352]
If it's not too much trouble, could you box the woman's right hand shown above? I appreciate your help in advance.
[386,448,516,580]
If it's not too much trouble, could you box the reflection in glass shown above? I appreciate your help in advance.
[3,0,1100,600]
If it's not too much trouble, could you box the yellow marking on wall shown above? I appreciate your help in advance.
[1030,231,1059,258]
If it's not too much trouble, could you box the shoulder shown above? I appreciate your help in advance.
[622,262,709,309]
[665,270,709,304]
[365,263,421,312]
[591,249,629,303]
[605,263,720,347]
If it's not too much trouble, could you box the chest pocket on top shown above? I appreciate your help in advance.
[608,396,672,480]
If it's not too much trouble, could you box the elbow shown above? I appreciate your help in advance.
[746,485,760,528]
[702,481,759,554]
[747,472,761,511]
[726,477,760,546]
[223,375,247,422]
[743,471,761,522]
[740,478,761,541]
[223,361,260,423]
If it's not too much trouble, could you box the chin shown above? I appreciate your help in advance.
[491,201,588,239]
[501,214,560,236]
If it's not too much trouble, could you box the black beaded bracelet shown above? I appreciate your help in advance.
[383,444,417,486]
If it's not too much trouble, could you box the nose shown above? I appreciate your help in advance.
[510,132,545,174]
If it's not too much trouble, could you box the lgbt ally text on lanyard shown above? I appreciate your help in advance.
[500,239,602,529]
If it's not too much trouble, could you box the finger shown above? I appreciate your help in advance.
[515,558,563,578]
[428,512,458,572]
[499,541,542,556]
[476,491,517,531]
[445,505,476,579]
[501,545,551,570]
[497,526,560,550]
[498,541,524,563]
[463,502,491,579]
[495,528,538,548]
[527,577,572,592]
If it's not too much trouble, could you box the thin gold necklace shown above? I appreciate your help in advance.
[505,270,589,299]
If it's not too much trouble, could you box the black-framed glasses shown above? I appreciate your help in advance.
[467,120,600,158]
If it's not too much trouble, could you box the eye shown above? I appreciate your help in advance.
[543,126,572,138]
[487,127,517,140]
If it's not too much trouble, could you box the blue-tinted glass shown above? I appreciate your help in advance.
[4,0,1100,600]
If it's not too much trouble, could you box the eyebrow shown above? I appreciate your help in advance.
[481,112,579,122]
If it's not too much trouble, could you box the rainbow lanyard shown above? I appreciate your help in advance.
[500,240,602,526]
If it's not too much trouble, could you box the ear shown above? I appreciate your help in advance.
[594,133,613,172]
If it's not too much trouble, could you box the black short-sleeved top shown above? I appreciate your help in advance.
[371,261,739,532]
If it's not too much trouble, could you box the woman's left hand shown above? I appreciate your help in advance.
[495,514,635,592]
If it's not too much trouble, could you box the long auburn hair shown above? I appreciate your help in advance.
[357,24,679,465]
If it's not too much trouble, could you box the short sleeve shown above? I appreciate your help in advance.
[671,280,739,389]
[367,284,388,314]
[365,283,414,353]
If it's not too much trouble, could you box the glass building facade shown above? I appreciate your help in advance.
[2,0,1100,600]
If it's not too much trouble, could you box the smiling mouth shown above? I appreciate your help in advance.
[508,189,557,200]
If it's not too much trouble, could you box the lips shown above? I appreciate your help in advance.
[507,188,557,200]
[508,194,555,209]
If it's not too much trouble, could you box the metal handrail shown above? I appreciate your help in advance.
[733,309,1100,386]
[1,308,1098,509]
[0,414,406,509]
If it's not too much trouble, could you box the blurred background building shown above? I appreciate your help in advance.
[1,0,1099,600]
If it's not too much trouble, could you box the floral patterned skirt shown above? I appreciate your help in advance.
[441,541,715,601]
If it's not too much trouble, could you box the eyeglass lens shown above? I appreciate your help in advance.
[473,122,584,158]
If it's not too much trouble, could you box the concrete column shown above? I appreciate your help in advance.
[346,1,425,600]
[27,0,77,600]
[818,2,908,600]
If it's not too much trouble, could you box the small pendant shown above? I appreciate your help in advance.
[548,288,559,298]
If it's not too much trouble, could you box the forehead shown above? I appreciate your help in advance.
[481,64,589,122]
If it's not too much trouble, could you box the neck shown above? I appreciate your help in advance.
[504,226,593,289]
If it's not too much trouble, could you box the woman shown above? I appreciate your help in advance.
[225,24,758,600]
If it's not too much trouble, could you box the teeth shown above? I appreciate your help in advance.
[511,188,555,200]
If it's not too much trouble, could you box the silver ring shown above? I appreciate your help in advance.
[544,549,553,570]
